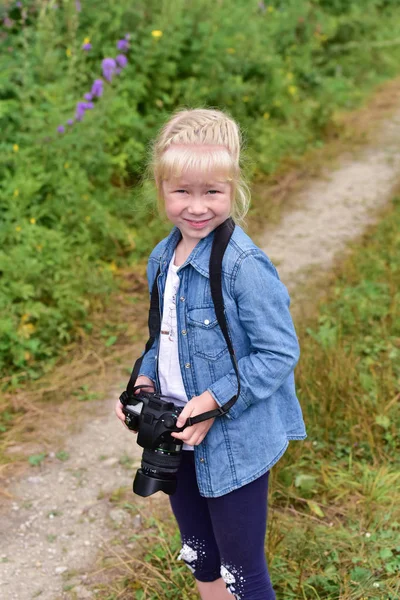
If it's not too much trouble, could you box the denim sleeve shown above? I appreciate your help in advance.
[137,259,158,384]
[207,250,300,419]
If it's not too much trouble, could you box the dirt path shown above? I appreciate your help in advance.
[2,107,400,599]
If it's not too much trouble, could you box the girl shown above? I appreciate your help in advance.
[116,108,307,599]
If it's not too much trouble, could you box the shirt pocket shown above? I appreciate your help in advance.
[187,306,229,361]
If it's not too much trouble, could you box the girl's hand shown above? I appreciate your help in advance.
[171,391,218,446]
[115,375,155,430]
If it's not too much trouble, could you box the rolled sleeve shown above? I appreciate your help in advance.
[208,250,300,420]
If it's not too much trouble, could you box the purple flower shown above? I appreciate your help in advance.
[116,54,127,68]
[75,101,88,121]
[117,39,129,51]
[82,42,92,51]
[102,57,116,82]
[91,79,103,98]
[75,1,81,12]
[84,92,93,101]
[16,2,23,7]
[57,125,65,134]
[85,101,94,110]
[67,119,74,126]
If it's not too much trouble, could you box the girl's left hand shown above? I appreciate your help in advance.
[171,391,219,446]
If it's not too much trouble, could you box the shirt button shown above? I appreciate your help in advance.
[185,363,191,369]
[204,319,210,325]
[181,330,187,335]
[199,457,205,463]
[180,296,185,302]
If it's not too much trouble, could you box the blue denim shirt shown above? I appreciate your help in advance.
[138,224,307,497]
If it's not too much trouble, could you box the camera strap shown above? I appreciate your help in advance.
[123,217,240,426]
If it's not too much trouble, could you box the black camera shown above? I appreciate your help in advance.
[120,385,186,497]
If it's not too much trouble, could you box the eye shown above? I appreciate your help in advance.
[207,190,219,195]
[175,189,187,194]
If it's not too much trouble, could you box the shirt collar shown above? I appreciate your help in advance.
[159,226,215,279]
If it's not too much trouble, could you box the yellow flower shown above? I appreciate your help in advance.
[263,112,270,120]
[15,226,22,232]
[288,85,298,96]
[242,96,249,102]
[13,189,19,197]
[21,314,30,323]
[30,218,36,224]
[83,37,90,45]
[64,162,69,169]
[13,144,19,152]
[18,323,36,339]
[66,48,72,57]
[286,72,294,81]
[267,5,274,12]
[85,215,91,222]
[109,261,118,272]
[226,48,236,54]
[151,30,163,38]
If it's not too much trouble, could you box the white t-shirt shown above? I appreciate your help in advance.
[158,253,193,450]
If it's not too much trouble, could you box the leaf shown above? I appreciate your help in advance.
[28,453,46,466]
[105,335,117,347]
[307,500,325,517]
[375,415,390,429]
[295,473,317,490]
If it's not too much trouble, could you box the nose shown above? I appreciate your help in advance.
[187,196,208,215]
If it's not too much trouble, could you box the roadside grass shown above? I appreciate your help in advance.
[88,196,400,599]
[2,77,400,478]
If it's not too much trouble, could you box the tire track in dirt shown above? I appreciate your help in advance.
[1,108,400,599]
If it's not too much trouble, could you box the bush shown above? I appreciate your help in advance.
[2,0,400,378]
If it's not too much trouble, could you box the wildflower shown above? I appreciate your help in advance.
[66,48,72,57]
[288,85,298,96]
[84,92,93,101]
[82,42,92,51]
[85,215,91,222]
[30,218,36,224]
[75,0,81,11]
[258,1,266,12]
[151,30,163,38]
[64,162,69,169]
[373,583,380,588]
[15,226,22,232]
[267,5,274,12]
[13,189,19,197]
[101,57,116,82]
[109,261,117,272]
[57,125,65,134]
[3,17,13,28]
[91,79,103,98]
[365,532,371,538]
[116,54,127,68]
[67,119,74,126]
[263,112,270,120]
[83,37,90,45]
[13,143,19,152]
[75,101,92,121]
[226,48,236,54]
[117,39,129,51]
[286,72,294,81]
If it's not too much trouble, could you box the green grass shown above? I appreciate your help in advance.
[91,197,400,599]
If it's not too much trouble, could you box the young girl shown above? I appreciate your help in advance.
[116,108,307,599]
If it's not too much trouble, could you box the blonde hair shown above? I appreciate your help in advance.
[146,107,251,225]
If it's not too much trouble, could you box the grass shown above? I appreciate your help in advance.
[87,195,400,599]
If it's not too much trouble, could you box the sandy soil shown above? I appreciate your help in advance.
[1,108,400,599]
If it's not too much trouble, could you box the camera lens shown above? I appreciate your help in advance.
[133,445,183,497]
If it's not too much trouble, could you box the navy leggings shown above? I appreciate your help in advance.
[169,451,276,599]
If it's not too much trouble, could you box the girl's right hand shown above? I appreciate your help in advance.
[115,375,155,429]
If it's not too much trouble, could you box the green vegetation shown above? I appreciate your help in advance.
[2,0,400,381]
[95,197,400,598]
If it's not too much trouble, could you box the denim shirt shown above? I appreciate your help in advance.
[138,224,307,497]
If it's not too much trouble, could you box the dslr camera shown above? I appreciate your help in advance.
[120,385,186,497]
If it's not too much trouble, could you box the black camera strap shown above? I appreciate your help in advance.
[123,217,240,426]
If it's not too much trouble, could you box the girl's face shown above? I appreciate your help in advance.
[161,170,232,248]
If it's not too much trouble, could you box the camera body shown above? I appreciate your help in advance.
[120,387,185,497]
